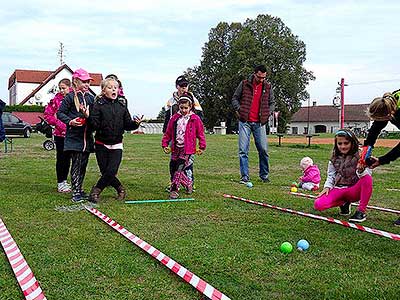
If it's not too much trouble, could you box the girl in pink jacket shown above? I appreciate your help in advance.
[298,156,321,191]
[162,93,206,199]
[44,78,72,193]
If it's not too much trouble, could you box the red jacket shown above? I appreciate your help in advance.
[44,93,67,137]
[162,112,206,154]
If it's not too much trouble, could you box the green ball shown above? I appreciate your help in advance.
[280,242,293,254]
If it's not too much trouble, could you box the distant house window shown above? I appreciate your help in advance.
[315,125,327,133]
[303,127,308,134]
[292,127,298,134]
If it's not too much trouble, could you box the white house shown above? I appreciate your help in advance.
[288,103,399,135]
[8,64,103,106]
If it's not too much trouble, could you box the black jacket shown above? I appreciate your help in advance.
[88,96,139,145]
[364,108,400,165]
[57,91,94,152]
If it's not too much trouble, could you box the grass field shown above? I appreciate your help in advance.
[0,134,399,300]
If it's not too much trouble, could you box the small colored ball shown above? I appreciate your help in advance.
[280,242,293,254]
[246,182,253,188]
[297,239,310,251]
[290,186,298,193]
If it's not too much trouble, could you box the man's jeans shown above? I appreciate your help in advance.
[238,121,269,181]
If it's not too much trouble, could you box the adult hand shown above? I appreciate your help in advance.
[317,187,330,198]
[367,156,380,169]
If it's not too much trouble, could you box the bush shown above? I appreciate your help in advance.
[4,105,44,112]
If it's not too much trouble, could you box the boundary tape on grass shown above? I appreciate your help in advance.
[84,206,231,300]
[223,194,400,241]
[289,191,400,215]
[0,218,47,300]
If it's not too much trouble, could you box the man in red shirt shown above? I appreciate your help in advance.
[232,65,275,183]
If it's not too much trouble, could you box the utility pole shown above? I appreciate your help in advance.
[58,42,65,65]
[307,98,310,134]
[340,78,345,129]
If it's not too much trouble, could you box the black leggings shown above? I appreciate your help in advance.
[54,136,71,183]
[70,151,90,195]
[94,144,123,190]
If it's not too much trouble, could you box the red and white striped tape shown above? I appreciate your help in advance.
[289,191,400,215]
[223,194,400,241]
[84,206,231,300]
[0,218,47,300]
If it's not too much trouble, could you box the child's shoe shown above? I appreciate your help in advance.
[169,191,179,199]
[394,218,400,226]
[349,210,367,222]
[185,185,193,194]
[311,185,319,192]
[58,181,71,193]
[71,193,85,203]
[116,185,126,201]
[339,202,351,216]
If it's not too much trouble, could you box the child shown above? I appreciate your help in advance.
[87,77,142,203]
[361,92,400,225]
[57,68,95,203]
[44,78,72,193]
[314,129,373,222]
[297,157,320,191]
[162,93,206,199]
[163,75,204,192]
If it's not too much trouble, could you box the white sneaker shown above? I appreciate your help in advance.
[58,181,71,193]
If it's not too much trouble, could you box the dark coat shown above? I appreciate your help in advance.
[57,91,95,152]
[88,96,139,145]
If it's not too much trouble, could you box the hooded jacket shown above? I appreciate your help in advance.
[44,93,67,137]
[162,112,206,154]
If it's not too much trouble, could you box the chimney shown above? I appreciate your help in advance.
[312,101,317,106]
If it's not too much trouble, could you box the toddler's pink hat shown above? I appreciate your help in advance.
[72,68,93,81]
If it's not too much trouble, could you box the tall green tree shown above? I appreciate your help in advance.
[186,14,315,132]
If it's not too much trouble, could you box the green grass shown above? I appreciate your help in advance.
[0,134,399,299]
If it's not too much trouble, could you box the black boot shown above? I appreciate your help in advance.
[116,185,126,201]
[88,186,102,203]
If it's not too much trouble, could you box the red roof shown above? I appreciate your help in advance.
[15,64,103,105]
[8,64,102,89]
[12,112,44,125]
[291,104,370,122]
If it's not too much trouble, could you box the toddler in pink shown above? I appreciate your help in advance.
[298,157,320,191]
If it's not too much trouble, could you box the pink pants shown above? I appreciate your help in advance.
[314,175,373,213]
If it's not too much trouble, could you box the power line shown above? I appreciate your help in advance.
[348,78,400,86]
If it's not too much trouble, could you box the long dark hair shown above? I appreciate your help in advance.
[332,128,359,159]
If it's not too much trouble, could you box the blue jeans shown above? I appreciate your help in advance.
[238,121,269,181]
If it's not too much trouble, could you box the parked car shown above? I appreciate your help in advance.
[1,112,32,138]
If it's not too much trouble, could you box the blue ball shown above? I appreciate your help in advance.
[297,239,310,251]
[246,182,253,188]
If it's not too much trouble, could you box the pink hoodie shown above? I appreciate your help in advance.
[162,112,206,154]
[300,165,321,184]
[43,93,67,137]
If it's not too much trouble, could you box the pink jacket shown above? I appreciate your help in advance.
[44,93,67,137]
[162,112,206,154]
[300,165,321,184]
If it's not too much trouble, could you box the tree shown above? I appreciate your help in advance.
[187,14,315,133]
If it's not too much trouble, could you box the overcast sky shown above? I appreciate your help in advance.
[2,0,400,118]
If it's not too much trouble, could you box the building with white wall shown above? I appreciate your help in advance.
[288,103,398,135]
[8,64,103,106]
